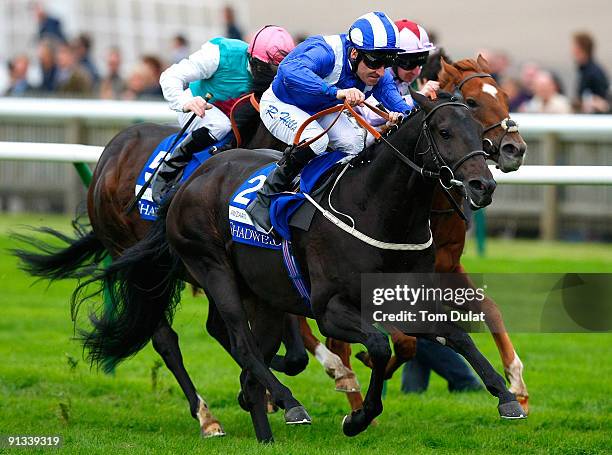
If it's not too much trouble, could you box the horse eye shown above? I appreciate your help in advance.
[440,129,451,139]
[466,98,478,108]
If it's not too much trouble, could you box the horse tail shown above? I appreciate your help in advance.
[12,219,107,281]
[74,205,183,373]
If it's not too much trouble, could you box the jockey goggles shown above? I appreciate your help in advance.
[359,51,397,69]
[395,51,430,70]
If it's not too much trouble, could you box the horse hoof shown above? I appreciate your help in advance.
[201,421,226,438]
[516,394,529,415]
[335,375,361,393]
[342,410,368,437]
[285,406,311,425]
[498,400,527,419]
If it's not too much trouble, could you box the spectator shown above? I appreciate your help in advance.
[401,339,483,394]
[171,34,190,63]
[223,6,243,40]
[521,70,572,114]
[140,55,164,98]
[572,32,610,113]
[37,39,58,92]
[4,55,31,96]
[55,43,93,96]
[500,77,528,112]
[73,33,100,84]
[478,49,510,81]
[122,59,162,100]
[33,2,66,43]
[99,47,124,99]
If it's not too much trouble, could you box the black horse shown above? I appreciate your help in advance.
[77,91,524,442]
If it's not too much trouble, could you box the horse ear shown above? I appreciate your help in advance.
[440,57,461,83]
[410,88,434,112]
[476,53,492,73]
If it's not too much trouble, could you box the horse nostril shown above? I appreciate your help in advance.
[502,142,525,158]
[468,178,496,195]
[468,179,484,192]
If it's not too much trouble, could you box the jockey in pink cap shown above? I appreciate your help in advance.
[152,25,295,203]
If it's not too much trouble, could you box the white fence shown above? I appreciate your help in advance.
[1,97,612,240]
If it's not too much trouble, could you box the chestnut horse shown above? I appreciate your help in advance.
[298,55,530,413]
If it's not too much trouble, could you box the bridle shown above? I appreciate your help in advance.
[293,99,488,222]
[456,72,520,155]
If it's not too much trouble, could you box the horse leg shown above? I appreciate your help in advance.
[186,264,309,431]
[270,314,309,376]
[424,322,526,419]
[318,295,390,436]
[453,265,529,412]
[297,316,360,396]
[325,338,362,408]
[151,320,225,438]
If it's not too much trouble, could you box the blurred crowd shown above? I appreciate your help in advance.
[3,4,610,114]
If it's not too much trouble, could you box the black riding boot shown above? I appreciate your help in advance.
[246,146,317,233]
[151,127,216,204]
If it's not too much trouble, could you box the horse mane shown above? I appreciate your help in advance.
[438,58,485,90]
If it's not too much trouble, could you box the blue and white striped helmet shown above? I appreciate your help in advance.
[348,12,403,53]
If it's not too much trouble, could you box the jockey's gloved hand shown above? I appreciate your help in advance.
[336,88,366,106]
[417,80,439,100]
[386,111,403,125]
[183,96,213,117]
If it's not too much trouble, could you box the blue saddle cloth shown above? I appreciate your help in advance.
[227,150,347,247]
[270,150,348,240]
[135,132,232,221]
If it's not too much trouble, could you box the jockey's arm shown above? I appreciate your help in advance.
[373,71,412,116]
[160,41,220,112]
[277,41,338,103]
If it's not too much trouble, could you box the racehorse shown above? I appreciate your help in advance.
[298,55,530,413]
[12,104,292,437]
[79,91,525,442]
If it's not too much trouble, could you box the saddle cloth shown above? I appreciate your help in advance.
[135,132,232,221]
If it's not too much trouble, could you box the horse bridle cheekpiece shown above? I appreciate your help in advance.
[457,73,520,155]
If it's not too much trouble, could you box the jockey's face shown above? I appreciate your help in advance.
[351,49,387,86]
[396,65,422,84]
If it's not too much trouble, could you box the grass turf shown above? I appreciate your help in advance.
[0,214,610,454]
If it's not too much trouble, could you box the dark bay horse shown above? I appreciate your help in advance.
[83,92,525,442]
[298,55,530,413]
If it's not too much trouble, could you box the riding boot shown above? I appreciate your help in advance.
[246,146,317,233]
[151,127,216,204]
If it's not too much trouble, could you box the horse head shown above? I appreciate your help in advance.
[410,90,496,209]
[439,55,527,172]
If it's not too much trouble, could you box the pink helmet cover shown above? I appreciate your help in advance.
[248,25,296,65]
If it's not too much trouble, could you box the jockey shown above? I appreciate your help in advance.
[152,26,295,203]
[360,19,438,133]
[247,11,411,233]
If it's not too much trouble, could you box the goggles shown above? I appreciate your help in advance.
[359,51,396,69]
[395,51,430,71]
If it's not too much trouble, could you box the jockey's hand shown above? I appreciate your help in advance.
[386,111,403,125]
[183,96,213,117]
[418,80,439,100]
[337,88,366,106]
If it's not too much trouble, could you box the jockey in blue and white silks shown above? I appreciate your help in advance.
[248,11,411,232]
[151,26,295,203]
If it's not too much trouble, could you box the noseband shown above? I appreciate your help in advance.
[456,72,520,155]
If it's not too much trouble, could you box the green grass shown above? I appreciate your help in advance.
[0,214,611,454]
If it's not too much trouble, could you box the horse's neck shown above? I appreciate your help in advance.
[346,116,435,242]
